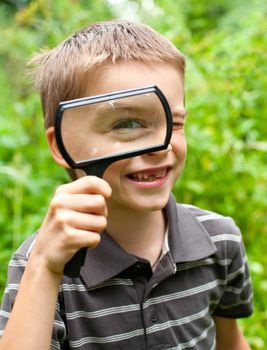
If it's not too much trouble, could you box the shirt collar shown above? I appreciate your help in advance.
[80,193,217,288]
[80,232,138,288]
[167,193,217,263]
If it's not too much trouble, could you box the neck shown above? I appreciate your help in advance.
[106,207,167,266]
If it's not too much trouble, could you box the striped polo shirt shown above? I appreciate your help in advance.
[0,194,253,349]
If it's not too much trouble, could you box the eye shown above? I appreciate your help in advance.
[112,119,142,130]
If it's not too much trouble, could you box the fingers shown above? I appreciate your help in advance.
[54,209,108,233]
[50,193,108,216]
[50,176,111,218]
[59,226,102,251]
[55,176,112,197]
[32,175,112,275]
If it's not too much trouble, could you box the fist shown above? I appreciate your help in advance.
[30,176,112,275]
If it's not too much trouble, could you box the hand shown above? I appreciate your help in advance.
[30,176,112,275]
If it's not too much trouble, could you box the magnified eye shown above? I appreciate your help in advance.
[109,117,150,141]
[112,119,142,130]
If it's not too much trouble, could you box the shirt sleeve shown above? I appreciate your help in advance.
[213,232,253,318]
[0,251,67,349]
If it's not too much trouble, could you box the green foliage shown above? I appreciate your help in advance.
[0,0,266,348]
[0,0,114,291]
[138,1,267,347]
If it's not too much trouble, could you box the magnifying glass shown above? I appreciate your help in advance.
[55,85,173,277]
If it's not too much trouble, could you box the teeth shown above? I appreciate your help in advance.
[148,175,155,181]
[130,169,167,182]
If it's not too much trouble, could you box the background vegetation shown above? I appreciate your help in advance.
[0,0,266,348]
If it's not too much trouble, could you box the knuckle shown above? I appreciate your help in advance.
[50,195,64,212]
[55,183,68,195]
[98,216,107,230]
[54,209,69,226]
[50,196,61,211]
[84,175,98,187]
[94,195,105,208]
[89,233,101,249]
[50,193,72,212]
[63,225,76,243]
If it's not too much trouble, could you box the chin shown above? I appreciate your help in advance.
[120,191,170,213]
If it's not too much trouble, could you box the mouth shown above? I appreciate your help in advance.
[127,166,170,183]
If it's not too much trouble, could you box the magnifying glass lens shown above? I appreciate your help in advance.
[60,92,167,163]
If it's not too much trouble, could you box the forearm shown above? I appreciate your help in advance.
[0,253,62,350]
[214,316,251,350]
[216,334,251,350]
[0,176,111,350]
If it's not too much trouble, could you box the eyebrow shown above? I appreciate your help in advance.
[93,97,167,120]
[93,105,149,122]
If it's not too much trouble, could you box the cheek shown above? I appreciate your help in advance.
[102,159,127,185]
[171,132,187,160]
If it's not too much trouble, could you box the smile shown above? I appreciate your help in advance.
[127,167,170,183]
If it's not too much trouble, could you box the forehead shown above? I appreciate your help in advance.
[83,61,184,109]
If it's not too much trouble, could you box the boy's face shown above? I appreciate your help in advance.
[66,61,186,213]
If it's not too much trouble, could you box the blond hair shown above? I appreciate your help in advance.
[29,19,185,128]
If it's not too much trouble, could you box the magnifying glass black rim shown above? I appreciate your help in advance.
[55,85,173,172]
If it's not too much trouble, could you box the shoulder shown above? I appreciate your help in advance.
[3,233,38,296]
[11,233,38,262]
[178,203,244,258]
[179,203,241,236]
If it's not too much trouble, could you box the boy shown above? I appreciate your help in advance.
[0,20,253,349]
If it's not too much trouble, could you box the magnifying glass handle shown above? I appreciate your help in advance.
[63,221,98,279]
[63,247,87,277]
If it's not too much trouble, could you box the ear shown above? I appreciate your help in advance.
[46,127,69,168]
